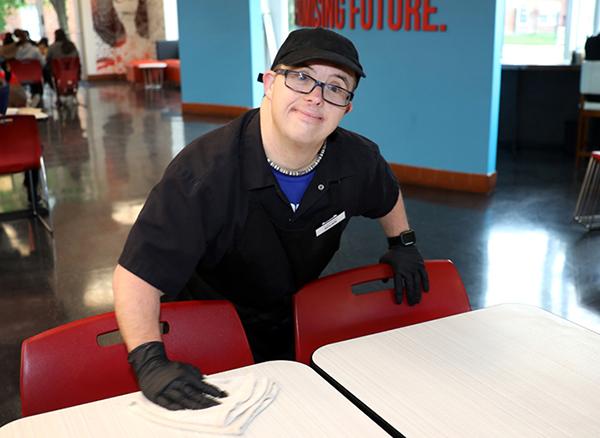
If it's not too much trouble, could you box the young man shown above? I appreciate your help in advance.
[113,27,428,410]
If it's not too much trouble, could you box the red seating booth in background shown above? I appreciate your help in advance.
[163,59,180,85]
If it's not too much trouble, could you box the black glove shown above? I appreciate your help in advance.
[379,243,429,306]
[128,341,227,410]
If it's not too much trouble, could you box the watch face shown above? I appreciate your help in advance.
[400,230,416,246]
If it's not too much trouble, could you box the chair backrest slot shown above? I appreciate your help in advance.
[351,279,392,295]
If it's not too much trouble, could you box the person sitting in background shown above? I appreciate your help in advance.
[14,29,44,64]
[0,33,18,61]
[13,29,44,108]
[37,37,49,56]
[46,29,79,67]
[45,29,80,88]
[38,37,52,84]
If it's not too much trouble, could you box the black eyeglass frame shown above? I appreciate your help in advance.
[274,69,355,107]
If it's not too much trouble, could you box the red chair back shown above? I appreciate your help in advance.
[7,59,43,84]
[52,57,80,95]
[21,300,254,416]
[294,260,471,365]
[0,115,42,174]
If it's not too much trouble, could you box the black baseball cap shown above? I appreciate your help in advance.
[258,27,366,85]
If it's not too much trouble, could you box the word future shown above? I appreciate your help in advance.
[295,0,447,32]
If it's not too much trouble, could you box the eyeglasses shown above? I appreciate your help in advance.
[275,69,354,107]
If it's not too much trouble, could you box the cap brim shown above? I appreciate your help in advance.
[274,48,366,78]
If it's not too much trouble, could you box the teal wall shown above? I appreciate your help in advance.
[336,0,502,175]
[177,1,265,107]
[177,0,503,176]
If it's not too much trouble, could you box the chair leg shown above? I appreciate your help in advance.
[588,157,600,229]
[575,114,598,168]
[34,213,53,235]
[25,169,37,210]
[574,154,600,230]
[39,156,50,206]
[574,156,595,220]
[580,115,589,165]
[52,77,60,108]
[28,166,53,235]
[576,113,585,167]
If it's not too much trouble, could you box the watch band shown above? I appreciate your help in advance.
[387,229,416,247]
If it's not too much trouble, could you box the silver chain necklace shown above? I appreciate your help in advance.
[266,142,327,177]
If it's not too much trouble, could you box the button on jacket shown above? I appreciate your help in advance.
[119,108,399,322]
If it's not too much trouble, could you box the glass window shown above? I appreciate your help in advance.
[503,0,598,65]
[163,0,179,40]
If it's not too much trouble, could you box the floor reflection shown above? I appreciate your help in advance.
[482,226,600,328]
[1,223,35,257]
[111,200,145,226]
[81,268,115,309]
[485,228,553,306]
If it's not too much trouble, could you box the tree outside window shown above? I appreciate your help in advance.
[0,0,25,30]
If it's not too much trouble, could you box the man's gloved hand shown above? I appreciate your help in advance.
[128,341,227,410]
[379,243,429,306]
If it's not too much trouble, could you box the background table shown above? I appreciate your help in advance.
[313,304,600,438]
[138,63,167,89]
[5,107,48,120]
[0,360,388,437]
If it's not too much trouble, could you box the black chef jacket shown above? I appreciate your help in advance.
[118,108,399,360]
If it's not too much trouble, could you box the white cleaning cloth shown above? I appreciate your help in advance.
[129,374,279,435]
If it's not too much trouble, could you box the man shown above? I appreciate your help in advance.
[113,27,428,410]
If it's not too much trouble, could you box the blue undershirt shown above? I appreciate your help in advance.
[271,168,315,212]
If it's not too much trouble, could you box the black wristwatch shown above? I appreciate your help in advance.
[387,229,416,247]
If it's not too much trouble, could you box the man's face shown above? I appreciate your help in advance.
[263,63,355,147]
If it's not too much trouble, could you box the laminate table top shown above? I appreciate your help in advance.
[313,304,600,438]
[1,360,388,437]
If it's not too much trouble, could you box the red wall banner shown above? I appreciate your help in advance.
[295,0,447,32]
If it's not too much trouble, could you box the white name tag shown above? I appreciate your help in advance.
[315,211,346,237]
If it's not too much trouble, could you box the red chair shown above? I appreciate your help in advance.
[294,260,471,365]
[51,57,80,98]
[7,59,43,85]
[0,115,52,233]
[20,300,254,417]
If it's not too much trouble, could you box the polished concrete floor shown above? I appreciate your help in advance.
[1,82,599,425]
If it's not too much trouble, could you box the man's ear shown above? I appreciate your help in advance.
[263,71,276,99]
[344,102,353,115]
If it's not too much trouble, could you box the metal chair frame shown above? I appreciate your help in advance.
[573,151,600,230]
